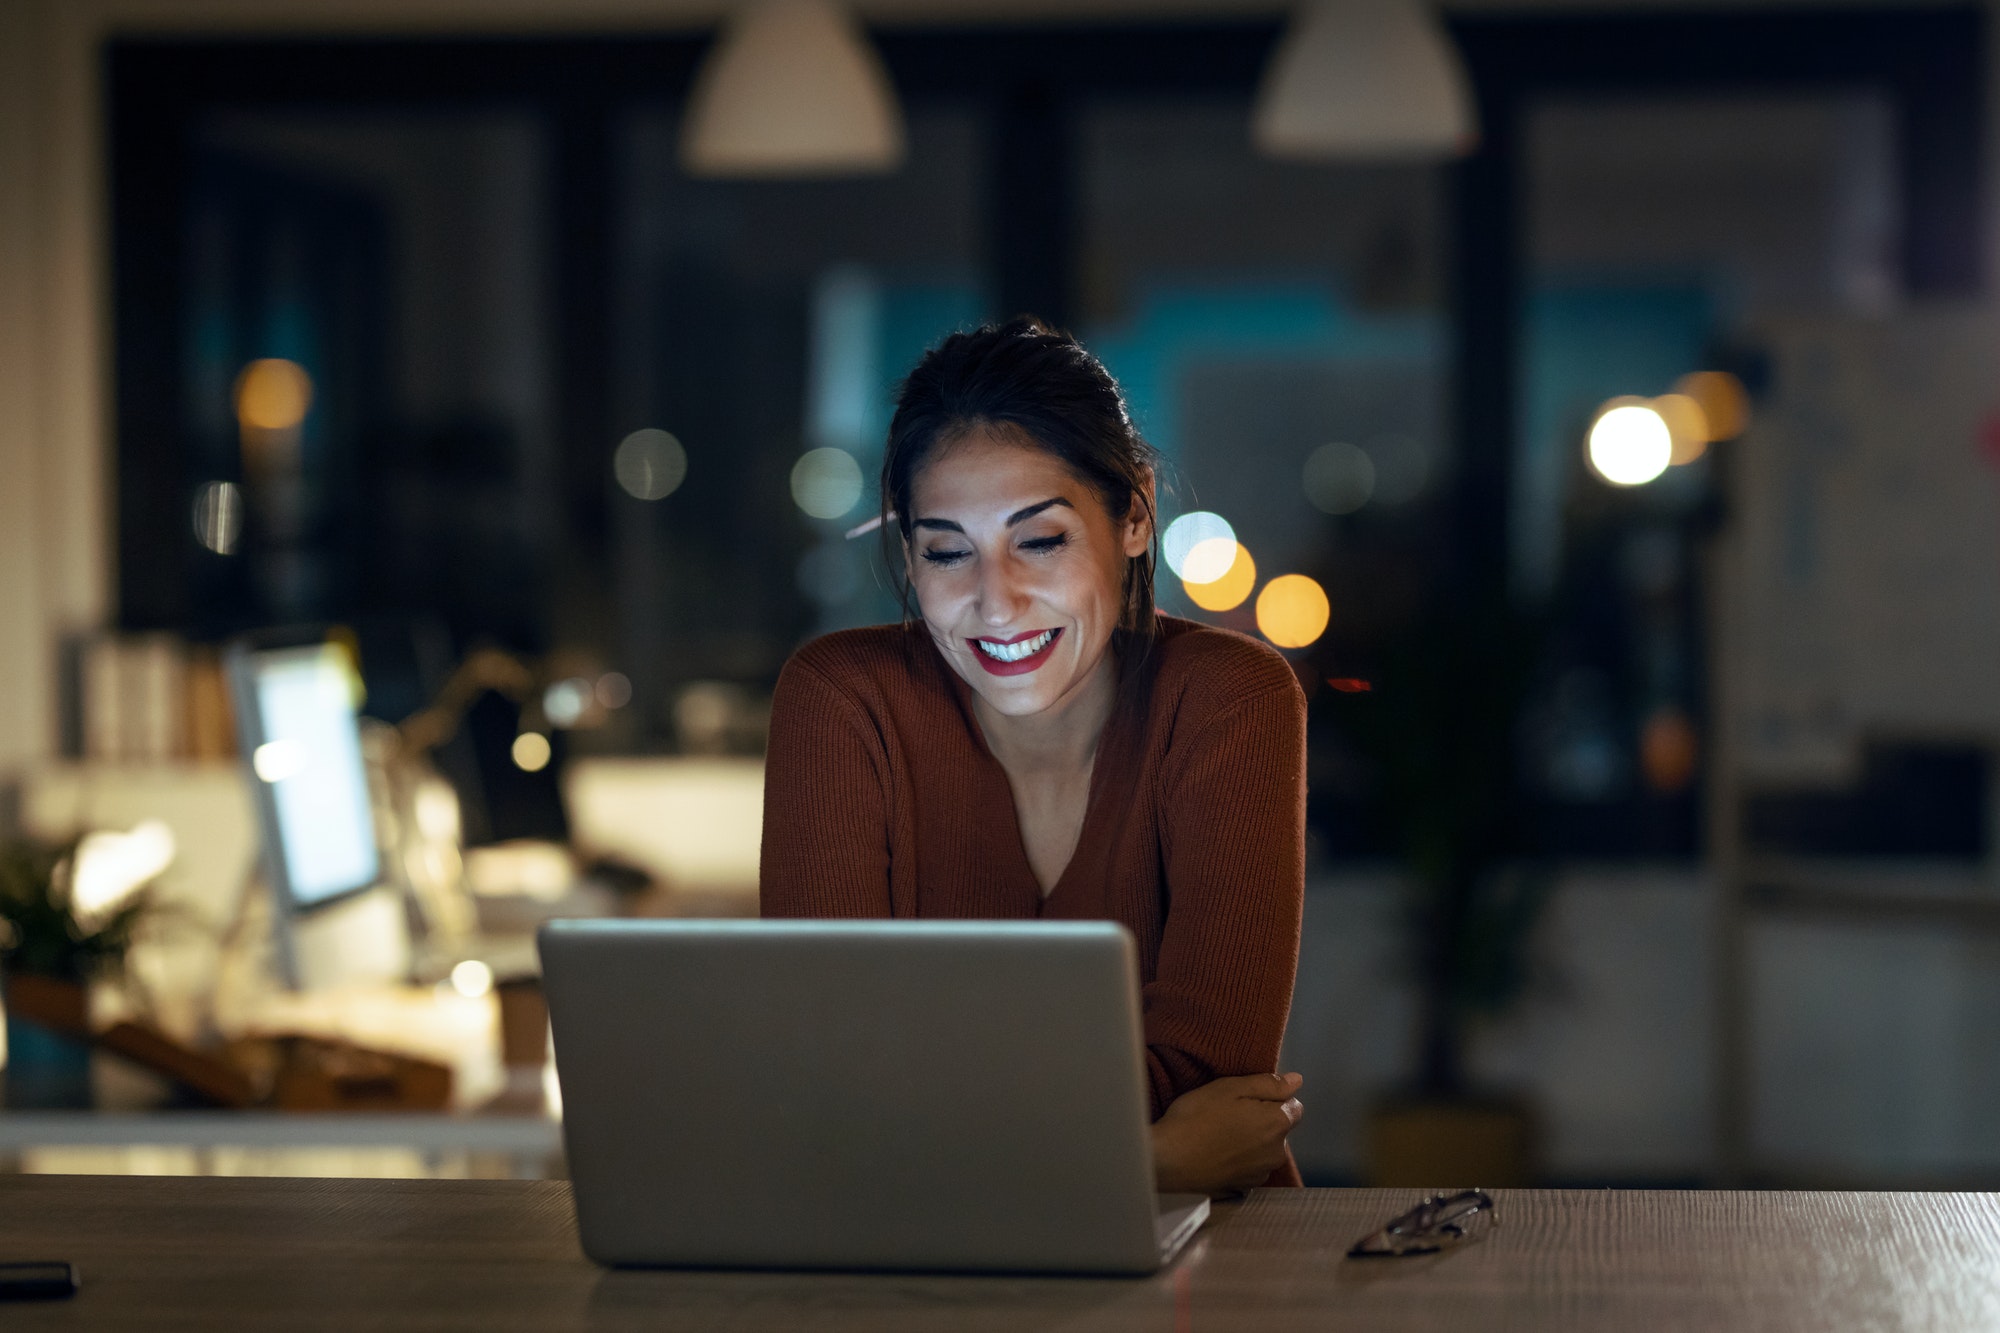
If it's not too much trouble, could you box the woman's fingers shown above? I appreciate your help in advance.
[1152,1074,1308,1195]
[1251,1072,1302,1099]
[1212,1071,1303,1101]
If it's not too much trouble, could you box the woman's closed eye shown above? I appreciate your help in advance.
[921,533,1066,566]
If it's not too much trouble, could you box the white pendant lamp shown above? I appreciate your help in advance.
[1252,0,1476,161]
[680,0,906,178]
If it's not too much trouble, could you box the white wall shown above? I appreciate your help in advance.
[0,3,50,769]
[0,1,98,771]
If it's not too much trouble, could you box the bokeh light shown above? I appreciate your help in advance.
[543,678,593,728]
[595,672,633,709]
[1640,709,1700,793]
[1161,511,1235,579]
[1302,442,1376,515]
[70,820,176,927]
[614,428,689,501]
[449,958,495,999]
[1184,542,1256,612]
[1586,399,1672,486]
[191,480,244,555]
[511,732,552,773]
[1674,370,1750,442]
[791,447,864,519]
[1651,393,1710,465]
[1672,368,1752,440]
[234,358,313,432]
[1181,537,1238,584]
[1255,574,1331,648]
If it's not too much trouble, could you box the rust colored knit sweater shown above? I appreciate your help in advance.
[760,615,1306,1185]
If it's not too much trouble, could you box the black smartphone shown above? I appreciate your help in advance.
[0,1261,78,1300]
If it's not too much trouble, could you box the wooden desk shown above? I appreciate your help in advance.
[0,1112,563,1178]
[4,1177,1999,1330]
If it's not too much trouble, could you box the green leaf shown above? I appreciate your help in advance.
[0,834,155,984]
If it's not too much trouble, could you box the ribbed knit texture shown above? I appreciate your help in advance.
[760,615,1307,1186]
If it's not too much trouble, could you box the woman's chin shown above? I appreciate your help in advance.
[969,681,1063,717]
[948,656,1049,708]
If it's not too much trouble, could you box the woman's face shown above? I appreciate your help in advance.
[906,426,1150,720]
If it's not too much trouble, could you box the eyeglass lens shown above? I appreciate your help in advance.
[1349,1190,1496,1258]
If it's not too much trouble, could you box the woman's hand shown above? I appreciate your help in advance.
[1151,1072,1304,1196]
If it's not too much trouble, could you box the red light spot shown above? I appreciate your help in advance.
[1980,411,2000,468]
[1327,677,1372,693]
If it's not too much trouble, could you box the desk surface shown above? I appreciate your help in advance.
[4,1176,1998,1331]
[0,1111,562,1154]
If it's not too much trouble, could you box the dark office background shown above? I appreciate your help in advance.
[107,11,1987,868]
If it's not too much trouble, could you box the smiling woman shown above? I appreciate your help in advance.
[760,320,1309,1195]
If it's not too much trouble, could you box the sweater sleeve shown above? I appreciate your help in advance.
[1144,679,1307,1118]
[758,654,894,918]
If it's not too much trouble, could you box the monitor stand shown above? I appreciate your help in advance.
[283,886,411,991]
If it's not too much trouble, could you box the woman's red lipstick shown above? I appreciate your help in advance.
[970,627,1062,676]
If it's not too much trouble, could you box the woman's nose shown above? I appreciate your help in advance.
[975,554,1029,625]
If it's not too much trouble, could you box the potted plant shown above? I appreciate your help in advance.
[0,835,154,1109]
[1329,594,1555,1186]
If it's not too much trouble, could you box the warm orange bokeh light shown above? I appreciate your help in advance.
[1180,536,1238,584]
[1652,392,1710,465]
[234,358,314,433]
[1640,709,1700,794]
[1254,574,1330,648]
[1184,542,1256,612]
[1673,370,1750,442]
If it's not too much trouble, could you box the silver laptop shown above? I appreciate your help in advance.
[539,918,1209,1274]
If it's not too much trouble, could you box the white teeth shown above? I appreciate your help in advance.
[976,629,1055,662]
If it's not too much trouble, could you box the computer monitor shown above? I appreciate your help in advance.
[227,639,408,989]
[227,641,380,912]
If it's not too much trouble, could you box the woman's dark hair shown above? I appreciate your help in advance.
[881,317,1161,640]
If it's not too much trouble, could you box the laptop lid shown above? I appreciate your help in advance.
[540,918,1169,1274]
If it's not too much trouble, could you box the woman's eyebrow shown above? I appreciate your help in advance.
[910,497,1073,533]
[1005,497,1073,525]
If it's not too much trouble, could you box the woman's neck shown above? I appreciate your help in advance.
[970,641,1121,777]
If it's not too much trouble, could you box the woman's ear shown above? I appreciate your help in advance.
[1121,475,1155,559]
